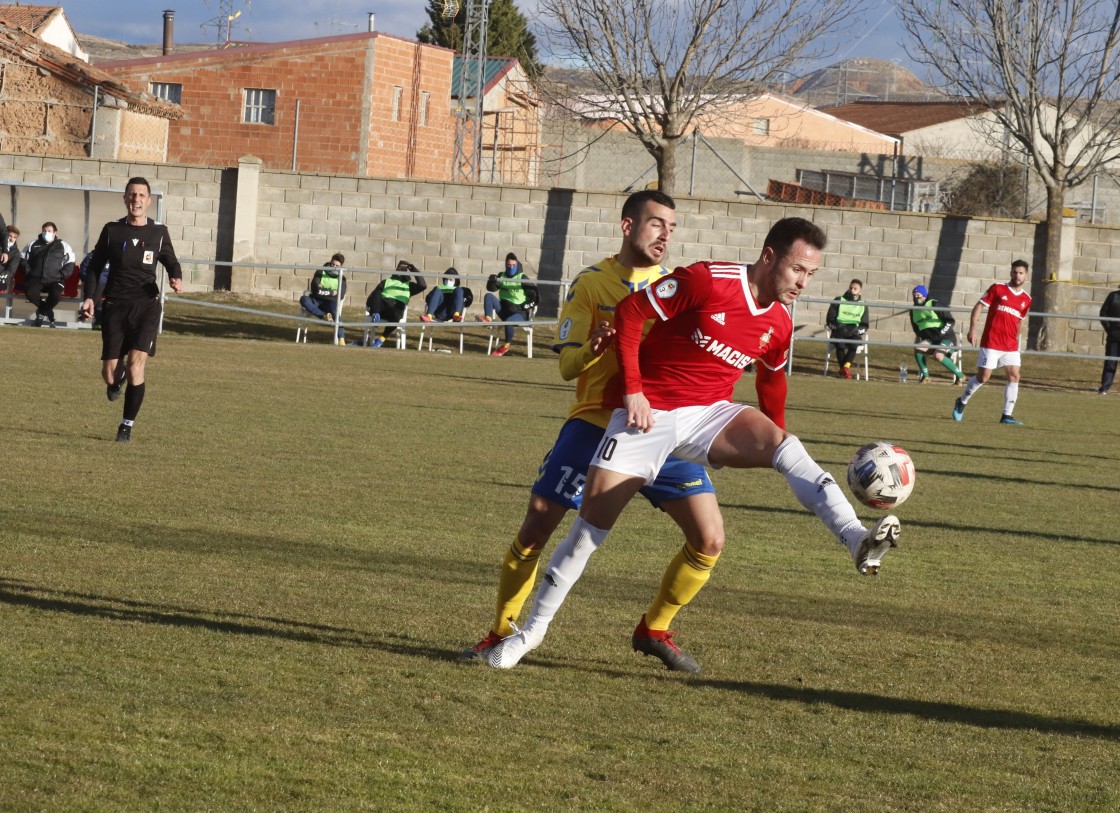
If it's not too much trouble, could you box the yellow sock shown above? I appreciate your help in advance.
[494,536,542,636]
[644,542,720,631]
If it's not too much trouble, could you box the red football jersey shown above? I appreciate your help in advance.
[612,261,792,410]
[979,283,1031,351]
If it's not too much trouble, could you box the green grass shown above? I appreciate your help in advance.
[1,317,1118,812]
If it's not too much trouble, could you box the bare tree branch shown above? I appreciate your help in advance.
[537,0,869,192]
[898,0,1120,349]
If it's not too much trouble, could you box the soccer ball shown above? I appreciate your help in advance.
[847,442,915,510]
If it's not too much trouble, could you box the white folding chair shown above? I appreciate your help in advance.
[363,304,409,348]
[823,328,869,380]
[296,293,345,344]
[486,303,538,358]
[418,289,473,354]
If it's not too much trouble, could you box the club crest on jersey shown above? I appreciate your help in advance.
[143,250,154,265]
[759,327,773,349]
[711,312,726,325]
[654,279,678,299]
[691,328,753,370]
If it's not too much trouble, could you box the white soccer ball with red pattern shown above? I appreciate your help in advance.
[847,442,916,510]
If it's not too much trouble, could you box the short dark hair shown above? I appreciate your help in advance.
[621,189,676,221]
[330,252,346,265]
[7,225,18,237]
[1011,259,1029,270]
[763,217,827,259]
[41,221,57,232]
[126,176,151,193]
[849,278,863,287]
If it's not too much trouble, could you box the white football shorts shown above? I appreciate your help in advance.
[977,348,1022,369]
[591,401,751,483]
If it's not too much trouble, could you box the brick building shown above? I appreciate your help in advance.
[100,32,454,179]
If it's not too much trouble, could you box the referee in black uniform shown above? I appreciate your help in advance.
[80,177,183,443]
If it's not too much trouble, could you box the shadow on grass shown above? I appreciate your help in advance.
[798,432,1119,466]
[718,502,1120,546]
[693,678,1120,741]
[0,577,451,660]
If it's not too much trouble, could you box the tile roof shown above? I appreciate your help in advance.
[0,4,59,33]
[0,19,181,118]
[822,100,1001,137]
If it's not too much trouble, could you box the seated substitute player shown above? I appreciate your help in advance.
[909,284,965,384]
[460,189,726,674]
[80,177,183,443]
[825,278,868,379]
[952,260,1032,425]
[489,217,901,670]
[299,253,348,344]
[366,261,426,348]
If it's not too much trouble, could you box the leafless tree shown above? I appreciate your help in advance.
[536,0,868,194]
[897,0,1120,349]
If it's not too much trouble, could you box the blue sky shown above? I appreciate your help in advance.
[67,0,922,78]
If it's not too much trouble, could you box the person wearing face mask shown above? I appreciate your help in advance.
[0,224,19,293]
[22,221,76,327]
[481,252,539,356]
[420,267,472,323]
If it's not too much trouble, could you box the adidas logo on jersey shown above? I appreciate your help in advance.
[711,312,726,325]
[691,329,753,370]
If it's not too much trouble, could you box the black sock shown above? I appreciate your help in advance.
[123,382,146,423]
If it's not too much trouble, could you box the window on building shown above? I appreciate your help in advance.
[420,91,431,126]
[753,118,771,136]
[244,88,276,125]
[392,86,404,121]
[150,82,182,104]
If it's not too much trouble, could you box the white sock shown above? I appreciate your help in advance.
[771,436,864,548]
[520,516,609,637]
[1003,382,1019,416]
[961,377,982,404]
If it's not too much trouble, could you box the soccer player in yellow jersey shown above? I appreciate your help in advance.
[460,190,723,672]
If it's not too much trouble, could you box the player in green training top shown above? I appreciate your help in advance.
[909,285,965,384]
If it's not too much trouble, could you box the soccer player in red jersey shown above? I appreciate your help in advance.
[952,260,1032,425]
[488,217,902,669]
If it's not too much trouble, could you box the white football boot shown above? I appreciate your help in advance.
[849,515,900,575]
[486,624,547,669]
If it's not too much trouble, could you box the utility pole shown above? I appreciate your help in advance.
[202,0,251,46]
[451,0,491,183]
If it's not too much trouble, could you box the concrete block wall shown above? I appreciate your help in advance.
[0,154,229,291]
[1,151,1116,356]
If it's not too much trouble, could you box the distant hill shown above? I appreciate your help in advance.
[78,33,218,64]
[545,58,942,107]
[784,57,943,105]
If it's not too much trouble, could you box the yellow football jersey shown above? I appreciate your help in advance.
[552,256,670,428]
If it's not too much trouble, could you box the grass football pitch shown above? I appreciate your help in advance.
[1,319,1118,812]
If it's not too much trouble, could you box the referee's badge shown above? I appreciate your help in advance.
[143,250,154,264]
[654,279,678,299]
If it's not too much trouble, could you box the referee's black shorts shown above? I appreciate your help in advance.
[100,296,163,360]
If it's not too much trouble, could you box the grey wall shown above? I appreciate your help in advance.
[2,151,1117,356]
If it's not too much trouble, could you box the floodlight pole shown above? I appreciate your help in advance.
[451,0,491,184]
